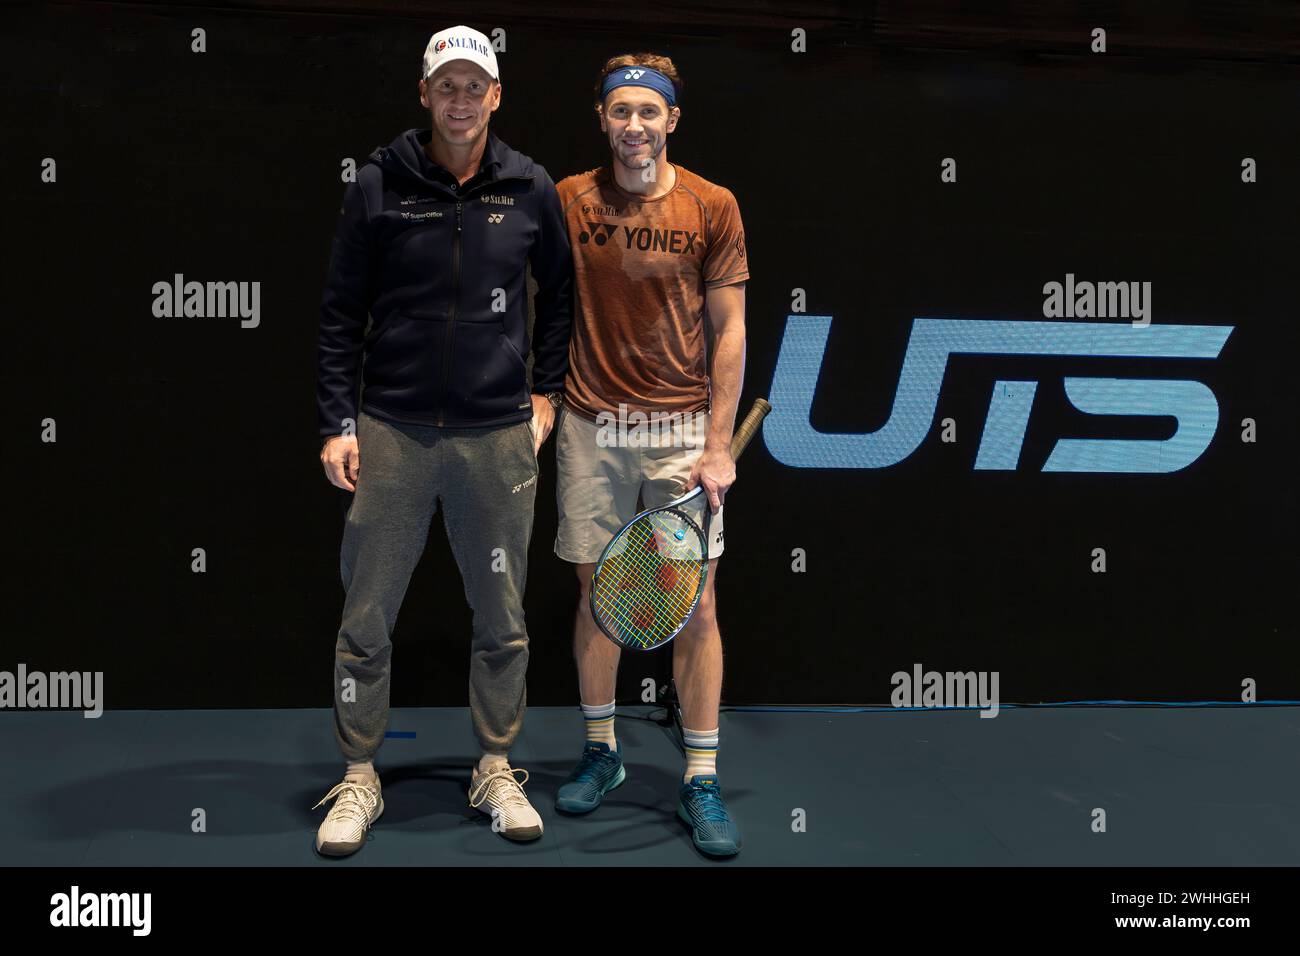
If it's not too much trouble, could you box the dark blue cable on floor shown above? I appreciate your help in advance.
[720,700,1300,713]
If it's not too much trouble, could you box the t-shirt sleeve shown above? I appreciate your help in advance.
[555,175,576,215]
[703,187,749,288]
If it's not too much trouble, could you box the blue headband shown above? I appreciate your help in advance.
[600,66,677,108]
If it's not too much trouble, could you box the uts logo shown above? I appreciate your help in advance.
[766,316,1234,473]
[579,222,618,245]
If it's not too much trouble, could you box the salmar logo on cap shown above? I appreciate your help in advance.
[422,25,499,81]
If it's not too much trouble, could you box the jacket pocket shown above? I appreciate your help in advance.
[500,323,528,375]
[440,319,531,422]
[363,312,448,409]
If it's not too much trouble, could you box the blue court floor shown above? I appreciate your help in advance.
[2,705,1298,865]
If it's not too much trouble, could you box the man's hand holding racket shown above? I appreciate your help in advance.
[684,444,736,514]
[589,398,771,652]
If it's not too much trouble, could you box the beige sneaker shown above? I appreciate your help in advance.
[312,777,383,856]
[469,765,544,841]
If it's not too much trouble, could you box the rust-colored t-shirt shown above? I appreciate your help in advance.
[556,164,748,420]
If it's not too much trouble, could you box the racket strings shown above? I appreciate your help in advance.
[591,510,706,649]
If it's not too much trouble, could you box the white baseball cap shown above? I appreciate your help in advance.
[421,26,499,82]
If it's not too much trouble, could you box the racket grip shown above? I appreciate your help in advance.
[729,398,773,460]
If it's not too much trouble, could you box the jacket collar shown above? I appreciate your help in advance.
[371,128,518,191]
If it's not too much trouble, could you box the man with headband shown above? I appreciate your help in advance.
[313,25,572,854]
[551,54,749,856]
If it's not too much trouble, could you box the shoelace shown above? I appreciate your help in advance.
[687,784,731,824]
[311,781,379,826]
[570,749,616,783]
[469,767,533,812]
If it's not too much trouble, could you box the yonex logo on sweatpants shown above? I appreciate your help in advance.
[49,886,151,936]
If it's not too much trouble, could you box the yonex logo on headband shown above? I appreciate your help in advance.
[601,65,677,108]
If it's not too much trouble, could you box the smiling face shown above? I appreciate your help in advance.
[420,62,501,147]
[599,88,679,171]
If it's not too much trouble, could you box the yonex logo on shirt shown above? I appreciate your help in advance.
[578,222,618,245]
[623,226,698,254]
[576,223,699,254]
[487,213,505,224]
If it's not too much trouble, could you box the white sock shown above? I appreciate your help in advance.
[682,727,719,782]
[477,751,510,774]
[581,700,617,750]
[344,759,378,787]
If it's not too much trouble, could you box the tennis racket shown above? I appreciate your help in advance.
[589,398,772,652]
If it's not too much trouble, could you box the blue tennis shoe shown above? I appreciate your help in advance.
[677,774,742,857]
[555,741,626,814]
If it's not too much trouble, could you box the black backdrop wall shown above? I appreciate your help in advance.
[4,1,1297,709]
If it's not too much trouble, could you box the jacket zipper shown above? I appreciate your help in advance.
[433,175,533,427]
[437,199,463,426]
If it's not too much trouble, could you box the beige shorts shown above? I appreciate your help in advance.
[554,406,725,564]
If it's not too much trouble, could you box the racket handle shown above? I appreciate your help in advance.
[729,398,773,460]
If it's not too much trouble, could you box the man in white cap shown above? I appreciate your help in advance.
[313,25,573,854]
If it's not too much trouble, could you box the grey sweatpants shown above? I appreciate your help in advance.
[332,409,539,762]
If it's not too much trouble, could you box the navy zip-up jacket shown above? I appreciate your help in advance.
[316,128,573,437]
